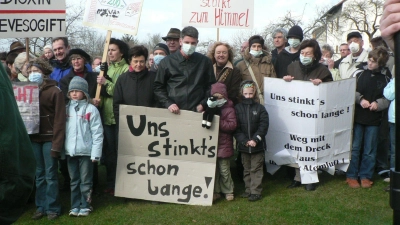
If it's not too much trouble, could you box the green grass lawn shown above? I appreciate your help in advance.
[15,160,393,225]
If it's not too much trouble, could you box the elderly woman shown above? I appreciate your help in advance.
[60,49,98,104]
[207,42,242,105]
[97,38,129,195]
[283,39,333,191]
[13,52,35,82]
[27,58,65,220]
[236,35,276,104]
[113,45,156,121]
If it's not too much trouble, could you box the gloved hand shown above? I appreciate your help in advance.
[50,150,60,159]
[100,62,108,73]
[207,97,218,108]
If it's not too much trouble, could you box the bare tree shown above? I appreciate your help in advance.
[341,0,384,41]
[141,33,162,52]
[121,34,140,48]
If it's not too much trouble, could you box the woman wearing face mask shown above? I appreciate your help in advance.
[207,42,242,105]
[150,43,170,72]
[113,45,157,123]
[236,35,276,104]
[283,39,333,191]
[27,58,66,220]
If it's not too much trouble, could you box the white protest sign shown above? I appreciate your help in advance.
[83,0,144,35]
[264,78,356,184]
[0,0,66,38]
[115,105,219,206]
[182,0,254,29]
[12,82,39,134]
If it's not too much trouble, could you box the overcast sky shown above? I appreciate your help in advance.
[77,0,339,42]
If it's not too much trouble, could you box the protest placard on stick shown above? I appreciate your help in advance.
[263,78,356,184]
[12,82,40,134]
[115,106,219,206]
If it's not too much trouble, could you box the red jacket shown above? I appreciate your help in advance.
[211,82,237,158]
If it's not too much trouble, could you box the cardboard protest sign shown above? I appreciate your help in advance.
[12,82,39,134]
[182,0,254,29]
[115,105,219,206]
[83,0,144,35]
[0,0,66,38]
[263,78,356,184]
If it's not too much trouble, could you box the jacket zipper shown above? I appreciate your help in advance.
[247,104,251,153]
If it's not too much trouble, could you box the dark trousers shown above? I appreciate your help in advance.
[103,124,118,189]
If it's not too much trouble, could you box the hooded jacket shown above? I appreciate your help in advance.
[0,63,36,224]
[236,48,276,94]
[154,51,216,111]
[30,79,66,152]
[113,69,157,124]
[213,61,242,105]
[211,83,237,158]
[234,98,269,154]
[65,99,103,160]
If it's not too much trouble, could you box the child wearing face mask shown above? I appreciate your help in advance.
[65,76,103,217]
[27,58,66,220]
[346,47,391,189]
[208,83,237,202]
[234,80,269,201]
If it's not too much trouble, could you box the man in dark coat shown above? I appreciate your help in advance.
[154,26,216,114]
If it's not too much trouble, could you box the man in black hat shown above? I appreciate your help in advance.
[275,25,303,78]
[162,28,181,54]
[336,31,368,79]
[154,26,215,114]
[7,41,26,56]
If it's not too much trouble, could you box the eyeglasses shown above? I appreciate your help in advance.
[340,49,350,52]
[166,38,179,43]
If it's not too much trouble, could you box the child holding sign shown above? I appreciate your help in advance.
[209,83,237,202]
[234,80,269,201]
[65,77,103,216]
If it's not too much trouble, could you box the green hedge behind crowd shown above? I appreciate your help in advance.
[15,159,392,225]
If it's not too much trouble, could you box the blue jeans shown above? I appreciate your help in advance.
[103,124,118,189]
[347,123,379,180]
[31,141,61,215]
[389,122,395,169]
[67,156,93,209]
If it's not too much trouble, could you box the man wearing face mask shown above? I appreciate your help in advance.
[154,26,216,114]
[275,25,303,78]
[236,35,276,99]
[150,43,170,72]
[336,32,368,79]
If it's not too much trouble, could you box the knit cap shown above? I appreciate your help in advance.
[287,25,304,41]
[68,76,90,101]
[153,43,170,55]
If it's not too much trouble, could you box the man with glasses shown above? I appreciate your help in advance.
[334,43,350,69]
[162,28,181,54]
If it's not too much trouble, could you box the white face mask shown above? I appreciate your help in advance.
[29,72,44,85]
[288,39,301,48]
[216,99,227,107]
[300,55,313,66]
[249,50,262,57]
[181,43,196,56]
[349,42,360,54]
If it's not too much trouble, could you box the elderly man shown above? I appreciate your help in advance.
[154,26,216,114]
[162,28,181,54]
[337,32,368,79]
[271,28,288,66]
[334,43,350,69]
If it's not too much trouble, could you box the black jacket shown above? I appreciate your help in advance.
[113,69,157,123]
[234,98,269,154]
[59,69,98,103]
[154,51,216,111]
[275,48,300,78]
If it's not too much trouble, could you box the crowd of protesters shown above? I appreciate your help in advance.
[1,3,399,221]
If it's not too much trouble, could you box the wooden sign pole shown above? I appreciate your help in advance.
[25,38,29,63]
[95,30,112,100]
